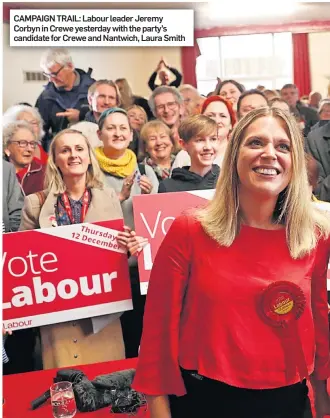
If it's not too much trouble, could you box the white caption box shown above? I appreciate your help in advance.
[10,9,194,47]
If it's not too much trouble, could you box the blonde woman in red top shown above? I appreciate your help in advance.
[133,107,330,418]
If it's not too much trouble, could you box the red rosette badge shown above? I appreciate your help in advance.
[258,281,308,382]
[258,281,306,328]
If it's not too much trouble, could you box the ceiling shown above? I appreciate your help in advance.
[4,1,330,29]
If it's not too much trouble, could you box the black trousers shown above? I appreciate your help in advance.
[3,328,37,375]
[169,369,312,418]
[120,265,146,358]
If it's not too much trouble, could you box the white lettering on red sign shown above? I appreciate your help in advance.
[3,272,117,309]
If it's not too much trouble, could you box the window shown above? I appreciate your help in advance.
[196,32,293,96]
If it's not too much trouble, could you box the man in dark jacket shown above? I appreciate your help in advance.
[35,48,95,151]
[148,57,182,91]
[159,114,220,193]
[280,84,319,136]
[306,121,330,202]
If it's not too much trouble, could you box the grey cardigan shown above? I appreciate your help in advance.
[3,160,24,232]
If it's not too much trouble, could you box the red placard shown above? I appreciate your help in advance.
[133,192,330,294]
[133,190,214,294]
[2,220,132,330]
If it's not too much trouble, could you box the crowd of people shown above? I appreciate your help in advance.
[2,47,330,418]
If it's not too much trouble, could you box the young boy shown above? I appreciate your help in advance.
[158,114,220,193]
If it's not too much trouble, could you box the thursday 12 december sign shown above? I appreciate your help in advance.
[133,192,330,295]
[2,220,132,330]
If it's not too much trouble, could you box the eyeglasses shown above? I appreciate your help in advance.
[9,140,38,149]
[42,65,64,79]
[155,101,179,112]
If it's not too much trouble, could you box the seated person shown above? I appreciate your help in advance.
[140,120,176,181]
[3,121,45,196]
[159,115,220,193]
[148,57,182,91]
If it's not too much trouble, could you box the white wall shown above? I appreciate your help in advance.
[2,23,182,111]
[4,23,330,111]
[309,31,330,98]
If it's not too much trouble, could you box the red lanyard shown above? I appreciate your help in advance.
[61,189,90,224]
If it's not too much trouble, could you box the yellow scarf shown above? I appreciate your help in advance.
[95,148,137,178]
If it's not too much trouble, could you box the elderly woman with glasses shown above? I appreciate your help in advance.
[3,104,48,164]
[3,121,46,196]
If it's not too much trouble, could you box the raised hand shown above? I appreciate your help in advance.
[139,175,153,195]
[119,172,136,202]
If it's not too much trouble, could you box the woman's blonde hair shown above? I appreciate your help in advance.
[115,78,133,109]
[127,105,148,124]
[45,129,104,193]
[140,120,172,144]
[195,106,330,259]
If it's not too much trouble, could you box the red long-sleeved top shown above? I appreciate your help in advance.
[133,215,330,396]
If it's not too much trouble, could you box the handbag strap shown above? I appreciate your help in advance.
[35,191,46,208]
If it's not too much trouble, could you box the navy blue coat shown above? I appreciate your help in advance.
[35,68,95,151]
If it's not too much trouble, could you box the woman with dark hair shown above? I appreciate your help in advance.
[133,107,330,418]
[215,79,245,112]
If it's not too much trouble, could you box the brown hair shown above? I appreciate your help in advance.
[88,80,121,106]
[127,105,148,124]
[178,114,217,144]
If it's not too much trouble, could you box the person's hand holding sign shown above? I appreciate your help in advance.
[119,172,136,202]
[117,226,148,256]
[56,108,80,123]
[139,175,153,195]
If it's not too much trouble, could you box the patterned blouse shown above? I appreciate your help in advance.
[55,190,91,226]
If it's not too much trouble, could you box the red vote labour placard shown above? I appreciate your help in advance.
[133,190,214,294]
[3,220,132,330]
[133,192,330,295]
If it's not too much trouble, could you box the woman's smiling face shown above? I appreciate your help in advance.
[237,116,292,199]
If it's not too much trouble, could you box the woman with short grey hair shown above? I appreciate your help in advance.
[3,104,48,164]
